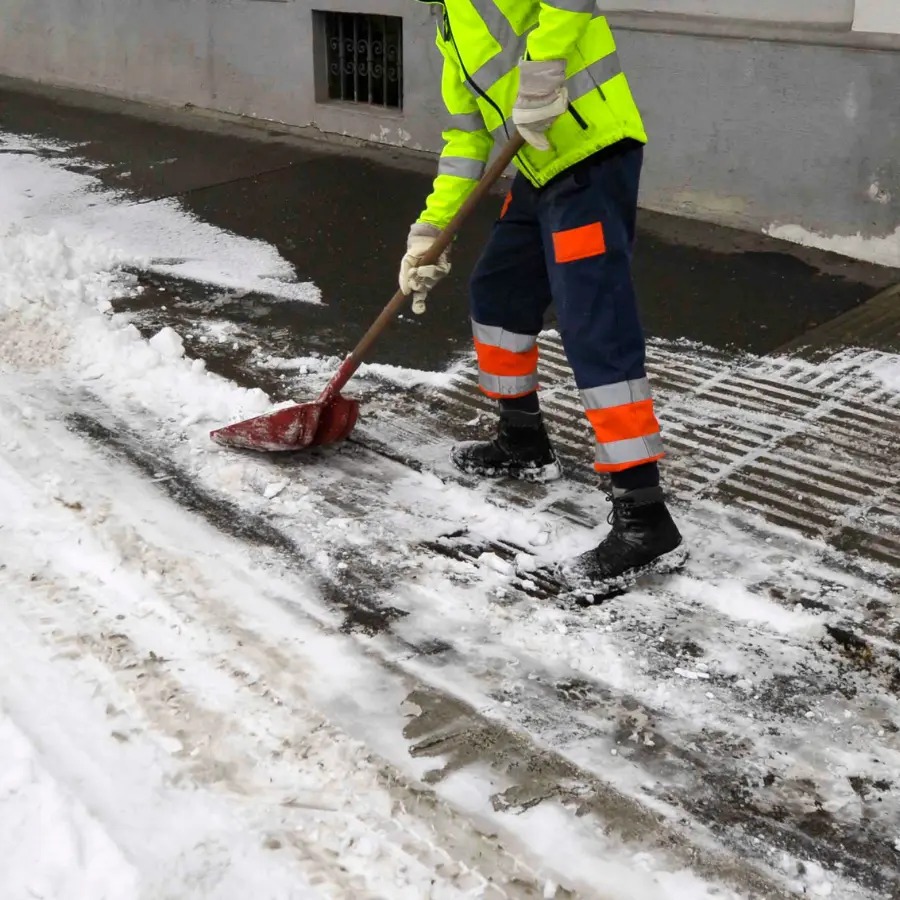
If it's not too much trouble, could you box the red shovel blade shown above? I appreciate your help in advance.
[210,396,360,451]
[309,395,360,447]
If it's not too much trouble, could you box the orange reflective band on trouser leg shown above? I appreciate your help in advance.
[552,222,606,264]
[471,320,540,399]
[473,340,538,378]
[581,378,666,472]
[500,191,512,219]
[585,399,660,446]
[473,339,539,398]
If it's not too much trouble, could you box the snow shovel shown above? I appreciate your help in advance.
[210,133,526,452]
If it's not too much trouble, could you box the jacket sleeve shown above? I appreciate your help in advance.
[526,0,595,62]
[418,34,494,230]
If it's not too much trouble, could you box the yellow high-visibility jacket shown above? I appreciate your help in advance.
[417,0,647,229]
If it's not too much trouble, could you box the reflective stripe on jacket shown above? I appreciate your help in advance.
[418,0,647,229]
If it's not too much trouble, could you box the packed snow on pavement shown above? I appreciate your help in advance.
[1,131,899,900]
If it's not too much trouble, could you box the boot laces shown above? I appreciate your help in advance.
[595,499,639,569]
[605,492,651,533]
[606,492,641,527]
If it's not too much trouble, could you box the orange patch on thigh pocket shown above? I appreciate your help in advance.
[552,222,606,263]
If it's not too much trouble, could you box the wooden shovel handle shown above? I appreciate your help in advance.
[413,133,527,268]
[318,133,527,403]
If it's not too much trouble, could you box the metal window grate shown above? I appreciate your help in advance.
[318,12,403,109]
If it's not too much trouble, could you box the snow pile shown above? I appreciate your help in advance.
[776,853,836,897]
[0,228,127,371]
[255,352,338,374]
[0,713,139,900]
[360,360,463,388]
[0,130,297,425]
[0,133,320,303]
[0,227,271,428]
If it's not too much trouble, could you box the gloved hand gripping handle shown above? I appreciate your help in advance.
[318,134,527,405]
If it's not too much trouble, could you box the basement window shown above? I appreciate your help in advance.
[314,12,403,110]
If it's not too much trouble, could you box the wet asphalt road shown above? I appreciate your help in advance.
[2,79,896,377]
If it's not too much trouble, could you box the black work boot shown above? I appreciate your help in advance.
[450,415,563,483]
[569,486,685,590]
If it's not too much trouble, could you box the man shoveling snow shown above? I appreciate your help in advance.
[399,0,683,590]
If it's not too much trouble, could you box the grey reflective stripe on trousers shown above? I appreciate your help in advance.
[479,371,539,396]
[580,376,651,411]
[438,156,487,180]
[489,51,622,142]
[447,111,486,133]
[471,321,538,353]
[595,432,664,468]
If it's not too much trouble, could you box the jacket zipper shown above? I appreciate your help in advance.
[523,47,588,132]
[426,1,587,179]
[567,103,588,130]
[441,10,539,181]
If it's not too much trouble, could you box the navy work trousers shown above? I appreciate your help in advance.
[468,141,664,474]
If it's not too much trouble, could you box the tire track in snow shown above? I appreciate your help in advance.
[1,389,555,900]
[1,386,803,898]
[3,381,893,896]
[53,392,900,899]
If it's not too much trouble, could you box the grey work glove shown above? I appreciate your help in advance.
[512,59,569,152]
[399,222,451,314]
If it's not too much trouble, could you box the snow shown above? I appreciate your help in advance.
[0,383,469,899]
[438,768,745,900]
[0,225,272,428]
[764,222,900,268]
[263,480,288,499]
[0,132,320,303]
[359,360,464,388]
[673,667,710,680]
[2,128,899,900]
[864,352,900,392]
[256,351,464,390]
[673,574,825,638]
[148,325,185,359]
[0,714,139,900]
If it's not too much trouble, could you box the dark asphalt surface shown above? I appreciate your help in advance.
[2,80,897,372]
